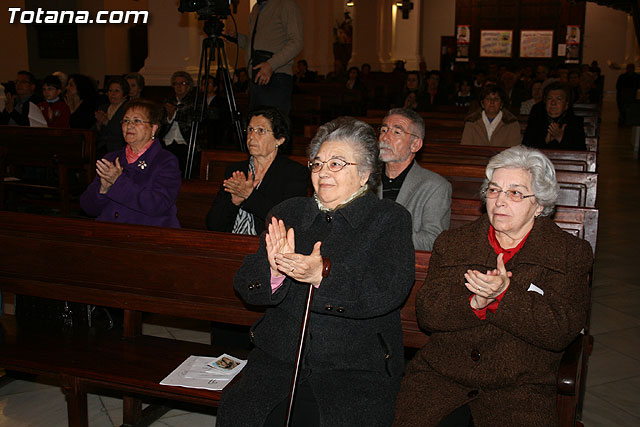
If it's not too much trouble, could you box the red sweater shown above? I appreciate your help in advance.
[38,98,70,128]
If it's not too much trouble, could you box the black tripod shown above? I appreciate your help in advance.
[185,17,245,179]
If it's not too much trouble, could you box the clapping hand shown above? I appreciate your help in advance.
[97,157,123,194]
[265,217,324,287]
[265,217,295,277]
[223,171,255,206]
[465,253,512,310]
[546,122,566,143]
[95,110,108,127]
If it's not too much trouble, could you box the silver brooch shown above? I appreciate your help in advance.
[137,160,148,170]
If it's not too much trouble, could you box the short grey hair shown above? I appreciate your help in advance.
[385,108,425,139]
[481,145,559,216]
[307,117,381,188]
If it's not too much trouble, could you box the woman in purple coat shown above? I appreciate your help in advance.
[80,99,181,228]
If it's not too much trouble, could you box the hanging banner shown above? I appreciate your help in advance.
[520,30,554,58]
[456,25,470,62]
[479,30,512,58]
[565,25,580,64]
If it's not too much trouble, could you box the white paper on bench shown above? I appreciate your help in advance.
[160,355,245,391]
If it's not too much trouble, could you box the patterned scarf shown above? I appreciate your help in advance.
[314,184,369,212]
[232,157,258,235]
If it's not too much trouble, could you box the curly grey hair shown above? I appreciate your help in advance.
[307,117,381,188]
[481,145,559,216]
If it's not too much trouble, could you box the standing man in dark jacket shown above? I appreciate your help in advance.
[616,63,640,126]
[238,0,303,115]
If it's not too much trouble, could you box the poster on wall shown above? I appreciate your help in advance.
[520,30,553,58]
[565,25,580,64]
[479,30,512,58]
[456,25,470,62]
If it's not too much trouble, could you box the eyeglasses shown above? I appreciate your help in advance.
[378,125,419,139]
[308,158,357,173]
[121,118,151,126]
[483,96,502,104]
[483,187,535,202]
[246,126,273,136]
[172,81,189,86]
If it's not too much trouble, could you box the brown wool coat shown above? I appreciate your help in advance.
[394,214,593,426]
[460,108,522,147]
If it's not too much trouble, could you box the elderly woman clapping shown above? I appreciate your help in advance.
[523,81,587,151]
[80,99,181,228]
[394,145,593,426]
[217,118,415,427]
[206,106,309,235]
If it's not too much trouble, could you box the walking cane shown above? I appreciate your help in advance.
[285,283,315,427]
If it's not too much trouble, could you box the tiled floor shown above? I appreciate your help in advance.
[580,97,640,427]
[1,98,639,426]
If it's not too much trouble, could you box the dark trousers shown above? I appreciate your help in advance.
[262,380,320,427]
[249,73,293,115]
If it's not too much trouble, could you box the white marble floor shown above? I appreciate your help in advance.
[0,321,217,426]
[1,99,639,426]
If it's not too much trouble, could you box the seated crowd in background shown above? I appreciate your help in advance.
[1,59,604,132]
[0,56,602,426]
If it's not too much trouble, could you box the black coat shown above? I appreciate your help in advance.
[205,154,309,234]
[69,99,97,130]
[216,192,415,427]
[522,102,586,151]
[96,102,127,157]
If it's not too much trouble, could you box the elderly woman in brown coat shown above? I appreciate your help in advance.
[393,145,593,426]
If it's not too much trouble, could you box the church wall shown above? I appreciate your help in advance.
[421,0,455,71]
[584,2,639,95]
[0,1,31,82]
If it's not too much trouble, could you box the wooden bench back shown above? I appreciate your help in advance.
[0,208,596,349]
[0,212,262,326]
[419,143,596,172]
[0,125,96,170]
[197,150,597,208]
[175,179,598,253]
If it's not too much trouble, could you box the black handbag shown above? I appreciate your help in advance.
[15,295,118,334]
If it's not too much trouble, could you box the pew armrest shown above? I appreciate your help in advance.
[557,334,585,395]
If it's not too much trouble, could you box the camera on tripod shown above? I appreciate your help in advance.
[178,0,231,18]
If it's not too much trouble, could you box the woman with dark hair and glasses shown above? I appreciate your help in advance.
[65,73,98,129]
[216,117,414,427]
[95,76,130,157]
[394,145,593,426]
[80,99,181,227]
[206,106,308,234]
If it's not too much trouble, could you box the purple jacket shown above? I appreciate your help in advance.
[80,139,182,228]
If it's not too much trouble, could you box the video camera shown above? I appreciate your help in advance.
[178,0,231,18]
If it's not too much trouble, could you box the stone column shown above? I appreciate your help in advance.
[349,1,382,69]
[139,5,205,86]
[297,0,337,75]
[378,0,394,71]
[391,0,423,70]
